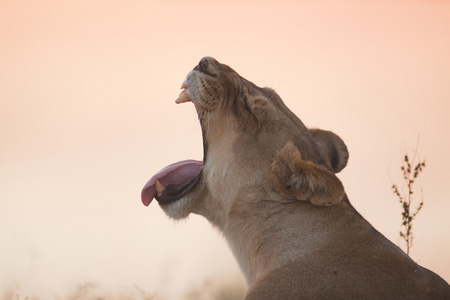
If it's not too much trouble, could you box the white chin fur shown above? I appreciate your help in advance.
[160,196,191,220]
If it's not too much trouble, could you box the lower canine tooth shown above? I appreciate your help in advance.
[175,90,191,104]
[155,180,165,196]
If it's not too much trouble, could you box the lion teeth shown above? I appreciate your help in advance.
[175,80,190,104]
[175,89,191,104]
[155,179,165,196]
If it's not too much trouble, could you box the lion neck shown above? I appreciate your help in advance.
[222,198,358,285]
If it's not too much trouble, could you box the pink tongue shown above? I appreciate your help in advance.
[141,160,202,206]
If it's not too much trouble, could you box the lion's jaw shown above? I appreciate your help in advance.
[152,57,263,226]
[153,57,288,227]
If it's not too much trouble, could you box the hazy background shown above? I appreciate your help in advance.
[1,0,449,299]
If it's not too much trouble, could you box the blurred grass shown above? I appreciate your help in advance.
[183,276,246,300]
[3,283,156,300]
[3,276,246,300]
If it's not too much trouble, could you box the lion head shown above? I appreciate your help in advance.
[142,56,348,224]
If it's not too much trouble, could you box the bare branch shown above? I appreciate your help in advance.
[390,140,425,256]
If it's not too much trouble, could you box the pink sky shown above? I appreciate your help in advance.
[1,1,449,298]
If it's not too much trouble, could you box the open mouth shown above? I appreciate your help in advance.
[141,77,206,207]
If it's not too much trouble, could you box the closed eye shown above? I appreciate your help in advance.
[243,95,252,113]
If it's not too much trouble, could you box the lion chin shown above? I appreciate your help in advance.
[142,57,450,299]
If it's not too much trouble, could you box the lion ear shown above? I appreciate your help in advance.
[309,129,349,173]
[271,142,345,206]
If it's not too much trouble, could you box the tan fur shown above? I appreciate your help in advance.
[271,142,345,206]
[159,57,450,299]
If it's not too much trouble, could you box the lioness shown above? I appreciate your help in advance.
[142,57,450,299]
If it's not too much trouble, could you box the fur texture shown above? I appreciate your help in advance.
[156,57,450,299]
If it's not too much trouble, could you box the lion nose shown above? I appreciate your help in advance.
[194,57,209,73]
